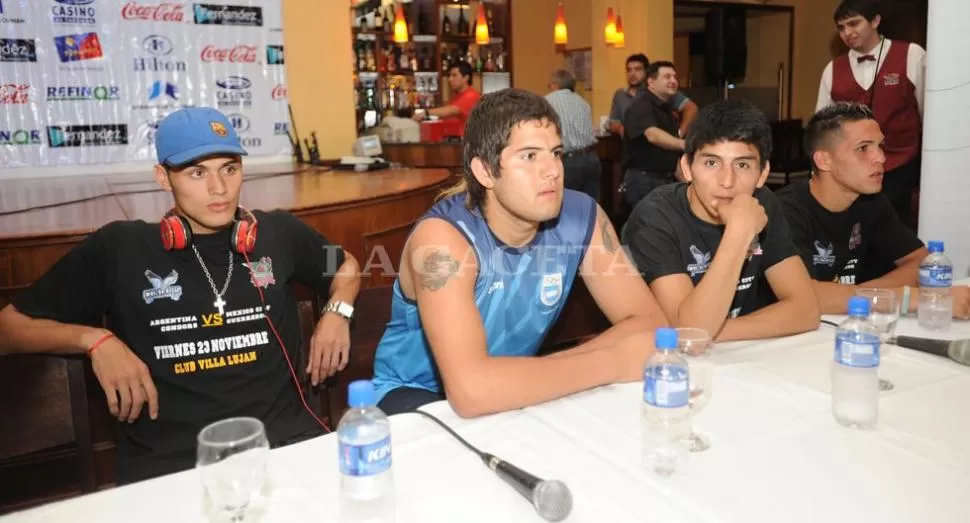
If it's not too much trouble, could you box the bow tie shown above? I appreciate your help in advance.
[857,54,877,63]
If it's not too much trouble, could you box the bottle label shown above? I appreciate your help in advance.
[835,336,880,368]
[919,266,952,288]
[643,364,689,408]
[339,436,391,477]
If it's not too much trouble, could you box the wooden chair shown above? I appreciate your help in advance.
[361,220,416,288]
[768,119,811,186]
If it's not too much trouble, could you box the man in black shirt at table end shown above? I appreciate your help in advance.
[0,106,362,484]
[622,100,819,341]
[621,61,685,206]
[778,101,970,316]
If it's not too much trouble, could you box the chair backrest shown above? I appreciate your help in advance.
[769,119,810,172]
[361,221,416,288]
[327,284,394,421]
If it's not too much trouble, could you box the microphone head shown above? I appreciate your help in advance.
[532,479,573,522]
[948,339,970,366]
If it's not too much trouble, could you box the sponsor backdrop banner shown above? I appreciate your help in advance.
[0,0,290,176]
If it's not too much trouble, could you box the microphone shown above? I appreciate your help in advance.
[413,411,573,521]
[481,452,573,522]
[890,335,970,366]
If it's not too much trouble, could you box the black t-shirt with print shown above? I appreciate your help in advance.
[13,210,344,484]
[622,183,799,318]
[777,179,923,284]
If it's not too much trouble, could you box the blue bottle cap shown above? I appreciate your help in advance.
[655,328,678,350]
[348,380,376,408]
[847,296,871,316]
[928,240,944,253]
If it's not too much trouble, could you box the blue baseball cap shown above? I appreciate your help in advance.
[155,107,248,166]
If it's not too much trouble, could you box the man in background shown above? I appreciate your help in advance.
[546,69,601,201]
[815,0,925,224]
[413,61,481,134]
[621,61,684,206]
[609,53,698,138]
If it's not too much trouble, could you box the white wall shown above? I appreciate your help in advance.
[919,0,970,276]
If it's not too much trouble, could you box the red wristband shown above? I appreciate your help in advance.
[87,333,115,355]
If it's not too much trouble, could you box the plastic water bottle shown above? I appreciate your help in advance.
[918,240,953,331]
[832,296,880,429]
[642,328,691,477]
[338,380,395,522]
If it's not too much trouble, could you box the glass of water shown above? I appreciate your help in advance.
[676,327,714,452]
[856,288,899,391]
[197,417,270,522]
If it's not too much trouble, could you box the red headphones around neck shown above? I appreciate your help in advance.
[160,206,258,254]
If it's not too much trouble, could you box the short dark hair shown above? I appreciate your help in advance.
[626,53,648,69]
[646,61,675,80]
[443,89,561,209]
[834,0,882,24]
[450,61,473,83]
[804,102,874,172]
[685,100,772,169]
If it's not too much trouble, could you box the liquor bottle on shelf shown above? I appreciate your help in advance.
[442,12,452,36]
[366,44,376,72]
[417,5,429,34]
[487,8,495,35]
[409,48,418,73]
[485,50,495,72]
[386,47,396,73]
[441,48,450,72]
[457,7,469,36]
[399,45,409,72]
[374,5,383,31]
[419,47,431,72]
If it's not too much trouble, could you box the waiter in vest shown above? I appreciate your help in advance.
[816,0,925,225]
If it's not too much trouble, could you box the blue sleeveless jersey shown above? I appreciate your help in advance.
[372,189,598,402]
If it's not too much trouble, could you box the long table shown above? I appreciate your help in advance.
[4,314,969,522]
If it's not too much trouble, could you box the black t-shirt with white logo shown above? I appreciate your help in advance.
[777,179,923,284]
[623,183,799,318]
[13,210,344,484]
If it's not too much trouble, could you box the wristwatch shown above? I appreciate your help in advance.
[323,300,354,321]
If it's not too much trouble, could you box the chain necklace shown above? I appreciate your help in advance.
[191,244,234,315]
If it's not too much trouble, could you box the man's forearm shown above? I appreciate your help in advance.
[813,261,919,314]
[0,305,106,355]
[446,348,619,418]
[715,298,820,341]
[328,256,361,305]
[673,229,750,337]
[546,311,665,359]
[429,104,460,118]
[645,127,685,151]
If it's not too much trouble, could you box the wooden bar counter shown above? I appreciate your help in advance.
[381,142,463,172]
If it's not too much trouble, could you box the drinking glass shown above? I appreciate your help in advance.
[676,327,714,452]
[856,288,899,391]
[197,417,270,522]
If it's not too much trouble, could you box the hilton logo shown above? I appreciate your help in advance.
[134,35,186,72]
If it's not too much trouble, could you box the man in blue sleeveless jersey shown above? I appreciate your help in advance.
[372,89,669,417]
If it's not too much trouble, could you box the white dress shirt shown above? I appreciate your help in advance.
[816,38,927,117]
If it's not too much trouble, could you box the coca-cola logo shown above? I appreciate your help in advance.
[0,83,29,104]
[121,2,185,22]
[200,44,256,63]
[271,84,287,101]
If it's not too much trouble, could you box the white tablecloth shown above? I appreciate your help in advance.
[4,319,970,523]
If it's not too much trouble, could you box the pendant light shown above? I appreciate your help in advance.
[554,1,568,46]
[393,1,408,43]
[604,7,617,46]
[475,2,490,45]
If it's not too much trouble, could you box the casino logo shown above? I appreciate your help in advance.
[271,84,287,101]
[266,45,284,65]
[53,32,103,62]
[51,0,96,25]
[121,2,185,22]
[193,3,262,26]
[0,129,42,145]
[47,124,129,148]
[0,83,29,104]
[1,0,27,24]
[47,85,121,101]
[135,34,186,72]
[200,44,257,63]
[215,75,252,108]
[0,38,37,62]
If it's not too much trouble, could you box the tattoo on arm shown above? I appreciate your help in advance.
[419,249,461,291]
[598,209,618,253]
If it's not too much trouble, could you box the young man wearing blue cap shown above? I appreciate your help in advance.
[0,107,361,484]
